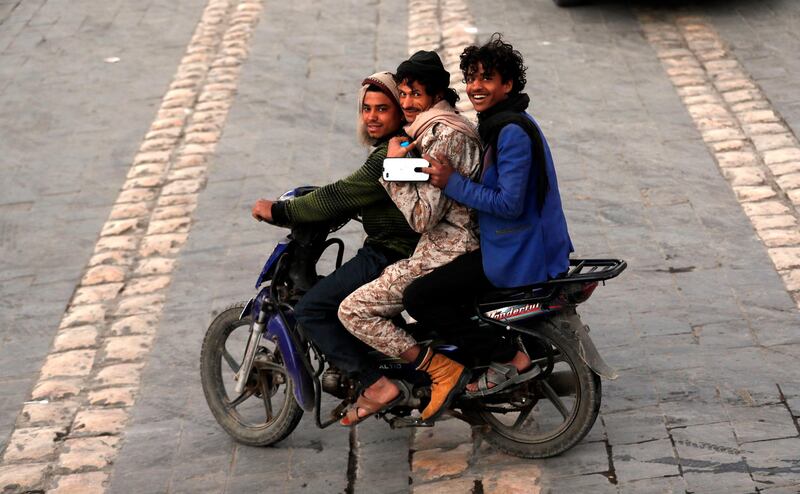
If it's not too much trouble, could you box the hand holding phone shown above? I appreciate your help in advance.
[383,158,430,182]
[420,153,455,189]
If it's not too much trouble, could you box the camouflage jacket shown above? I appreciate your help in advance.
[381,120,482,262]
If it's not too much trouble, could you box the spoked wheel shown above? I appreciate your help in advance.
[469,322,601,458]
[200,302,303,446]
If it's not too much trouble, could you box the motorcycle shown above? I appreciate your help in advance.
[200,186,626,458]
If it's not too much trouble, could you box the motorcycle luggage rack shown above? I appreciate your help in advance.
[557,258,627,284]
[477,258,626,310]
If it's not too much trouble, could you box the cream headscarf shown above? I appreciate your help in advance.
[404,99,479,143]
[357,71,403,147]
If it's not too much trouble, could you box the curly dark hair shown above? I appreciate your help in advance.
[460,33,527,94]
[394,71,459,107]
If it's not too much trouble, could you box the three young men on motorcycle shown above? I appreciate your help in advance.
[253,35,572,425]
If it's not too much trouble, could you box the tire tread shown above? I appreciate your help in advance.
[200,302,303,447]
[475,321,602,458]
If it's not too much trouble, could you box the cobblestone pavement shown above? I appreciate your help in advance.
[408,1,800,493]
[106,0,414,492]
[0,0,207,488]
[0,0,798,493]
[0,0,206,448]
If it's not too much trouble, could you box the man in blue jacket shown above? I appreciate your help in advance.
[403,34,574,395]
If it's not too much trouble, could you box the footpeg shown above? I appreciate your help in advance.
[388,416,435,429]
[329,400,349,420]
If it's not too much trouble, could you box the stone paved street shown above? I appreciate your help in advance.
[1,0,799,492]
[0,0,207,477]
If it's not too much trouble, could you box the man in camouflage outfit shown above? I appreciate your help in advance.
[338,51,482,423]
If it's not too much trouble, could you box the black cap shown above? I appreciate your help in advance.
[396,50,450,90]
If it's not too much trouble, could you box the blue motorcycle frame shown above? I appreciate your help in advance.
[233,237,313,410]
[235,234,625,429]
[226,182,627,433]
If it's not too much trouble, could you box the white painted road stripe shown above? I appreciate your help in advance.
[0,0,264,491]
[639,11,800,306]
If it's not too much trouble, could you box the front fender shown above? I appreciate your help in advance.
[251,287,316,411]
[239,298,254,320]
[265,311,316,411]
[549,308,618,380]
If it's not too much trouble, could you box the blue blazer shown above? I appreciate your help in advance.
[444,114,573,288]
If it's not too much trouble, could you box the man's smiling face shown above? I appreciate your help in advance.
[465,62,513,113]
[362,90,403,139]
[397,79,436,124]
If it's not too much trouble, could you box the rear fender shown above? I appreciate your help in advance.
[510,308,618,380]
[548,308,618,380]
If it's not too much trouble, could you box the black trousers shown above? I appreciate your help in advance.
[295,244,399,388]
[403,249,518,366]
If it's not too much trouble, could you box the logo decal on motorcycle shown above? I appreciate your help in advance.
[485,303,546,321]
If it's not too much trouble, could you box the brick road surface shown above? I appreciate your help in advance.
[106,0,414,492]
[701,0,800,137]
[0,0,206,455]
[0,0,799,493]
[408,1,800,492]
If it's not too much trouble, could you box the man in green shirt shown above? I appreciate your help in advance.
[251,71,419,394]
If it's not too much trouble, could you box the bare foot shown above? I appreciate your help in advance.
[340,376,400,425]
[363,377,400,407]
[466,351,531,393]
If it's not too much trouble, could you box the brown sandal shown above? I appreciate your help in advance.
[340,389,403,426]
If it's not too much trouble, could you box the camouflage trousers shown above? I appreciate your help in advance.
[338,243,476,357]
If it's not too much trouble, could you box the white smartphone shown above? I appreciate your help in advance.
[383,158,430,182]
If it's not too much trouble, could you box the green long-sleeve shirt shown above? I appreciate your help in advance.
[271,141,420,257]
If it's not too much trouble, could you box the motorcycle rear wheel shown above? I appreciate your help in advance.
[200,302,303,446]
[470,320,601,458]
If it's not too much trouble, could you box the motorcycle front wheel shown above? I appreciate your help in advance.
[200,302,303,446]
[467,320,601,458]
